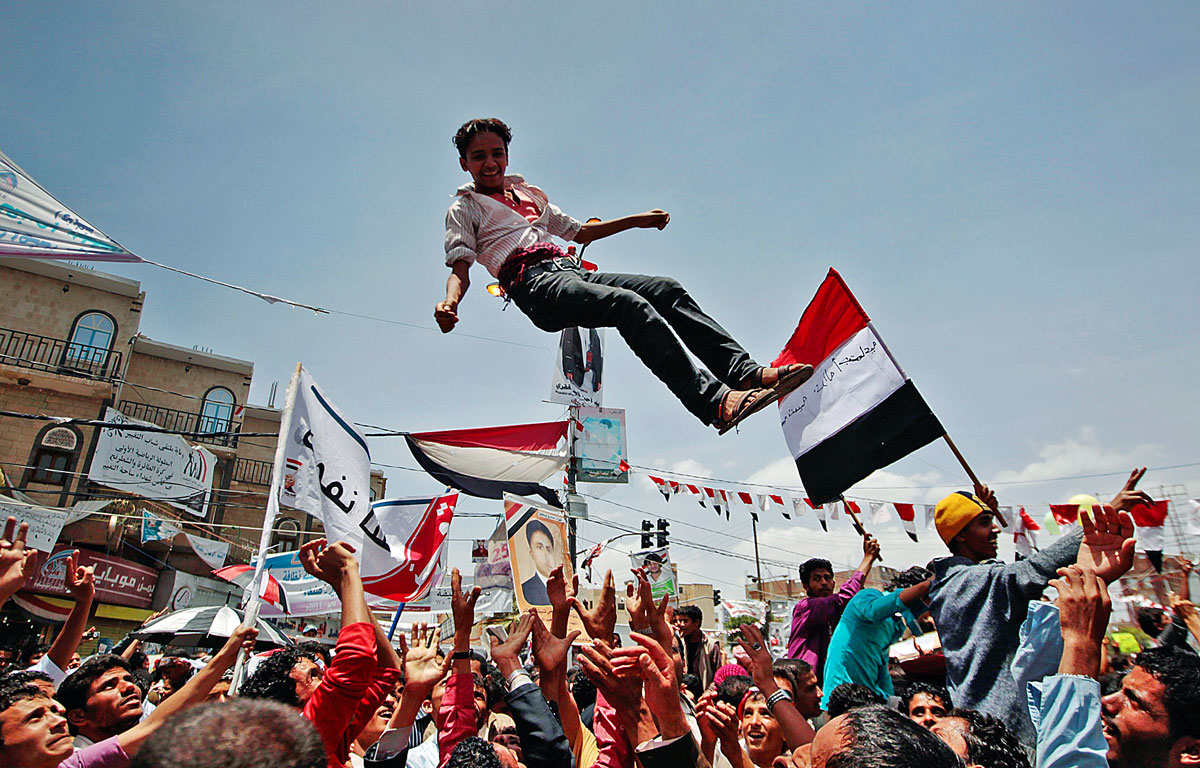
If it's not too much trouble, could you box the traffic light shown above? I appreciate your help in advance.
[713,589,722,603]
[641,520,653,549]
[656,518,670,548]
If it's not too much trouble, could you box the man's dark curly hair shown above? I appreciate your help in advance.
[447,736,501,768]
[240,649,317,708]
[825,705,964,768]
[899,681,950,715]
[945,708,1030,768]
[799,558,833,587]
[887,566,933,592]
[715,675,752,707]
[453,119,512,158]
[1137,606,1167,637]
[825,683,884,718]
[57,655,132,715]
[1135,645,1200,739]
[1,669,54,688]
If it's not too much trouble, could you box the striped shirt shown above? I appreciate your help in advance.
[444,174,582,278]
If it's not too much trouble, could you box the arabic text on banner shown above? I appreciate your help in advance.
[281,367,373,550]
[89,407,216,518]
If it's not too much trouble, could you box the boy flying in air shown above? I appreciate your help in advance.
[435,118,812,433]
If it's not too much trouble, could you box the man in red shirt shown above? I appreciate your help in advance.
[243,539,400,768]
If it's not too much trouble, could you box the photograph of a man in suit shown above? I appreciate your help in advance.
[520,519,560,605]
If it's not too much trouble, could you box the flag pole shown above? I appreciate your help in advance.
[230,362,302,693]
[386,603,406,640]
[941,433,1007,527]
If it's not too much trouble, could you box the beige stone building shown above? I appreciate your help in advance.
[0,258,385,651]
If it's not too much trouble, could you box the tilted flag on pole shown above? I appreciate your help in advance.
[281,366,374,552]
[405,422,568,507]
[359,494,458,603]
[774,269,944,505]
[0,150,141,262]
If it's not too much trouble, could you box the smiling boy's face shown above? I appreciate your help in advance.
[460,131,508,195]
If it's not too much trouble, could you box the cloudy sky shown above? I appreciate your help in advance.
[4,2,1199,596]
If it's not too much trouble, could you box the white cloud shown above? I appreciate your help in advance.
[992,427,1164,486]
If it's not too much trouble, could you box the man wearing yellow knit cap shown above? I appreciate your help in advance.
[925,471,1150,750]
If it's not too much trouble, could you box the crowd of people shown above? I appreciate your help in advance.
[2,467,1199,768]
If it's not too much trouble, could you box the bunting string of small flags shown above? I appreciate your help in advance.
[641,471,1182,549]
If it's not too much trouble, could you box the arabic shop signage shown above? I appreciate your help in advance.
[25,546,158,608]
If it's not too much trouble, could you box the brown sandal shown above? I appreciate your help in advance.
[743,363,814,394]
[714,387,781,435]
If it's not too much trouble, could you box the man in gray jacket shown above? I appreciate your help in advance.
[926,469,1150,747]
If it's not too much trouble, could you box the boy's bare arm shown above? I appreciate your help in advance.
[435,260,471,332]
[574,210,669,244]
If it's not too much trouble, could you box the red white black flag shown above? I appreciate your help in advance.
[405,421,568,507]
[774,269,944,505]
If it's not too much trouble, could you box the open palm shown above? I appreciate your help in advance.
[1078,504,1136,583]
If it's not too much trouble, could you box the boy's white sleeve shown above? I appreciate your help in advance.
[445,198,478,267]
[544,201,582,243]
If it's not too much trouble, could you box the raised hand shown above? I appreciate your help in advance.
[1078,503,1136,583]
[65,550,95,603]
[450,568,481,644]
[734,623,775,691]
[217,625,259,663]
[1108,468,1153,513]
[399,623,452,695]
[1050,565,1110,678]
[570,569,616,641]
[862,534,881,560]
[973,482,999,512]
[578,639,643,712]
[611,631,689,739]
[299,539,358,586]
[489,610,535,677]
[625,568,673,648]
[531,612,580,676]
[1170,594,1197,623]
[0,517,33,603]
[546,565,573,637]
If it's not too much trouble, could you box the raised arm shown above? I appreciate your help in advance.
[573,210,670,244]
[120,626,258,755]
[45,550,95,673]
[733,624,815,749]
[0,517,33,606]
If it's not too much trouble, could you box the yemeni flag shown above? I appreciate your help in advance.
[1130,499,1169,571]
[405,422,568,506]
[774,269,944,505]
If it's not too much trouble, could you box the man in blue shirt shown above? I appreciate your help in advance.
[821,566,932,709]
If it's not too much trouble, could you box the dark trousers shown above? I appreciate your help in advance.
[507,266,759,424]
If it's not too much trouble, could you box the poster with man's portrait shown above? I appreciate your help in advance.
[630,546,678,601]
[503,493,584,634]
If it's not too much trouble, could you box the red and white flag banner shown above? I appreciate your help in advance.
[893,503,918,542]
[1130,500,1169,553]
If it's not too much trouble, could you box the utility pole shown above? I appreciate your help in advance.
[567,403,579,569]
[751,514,763,589]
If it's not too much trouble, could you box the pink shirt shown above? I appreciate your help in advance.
[787,571,866,680]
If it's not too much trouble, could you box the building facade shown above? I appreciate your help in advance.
[0,258,385,654]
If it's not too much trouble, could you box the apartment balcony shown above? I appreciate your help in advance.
[118,400,241,448]
[231,457,272,487]
[0,327,123,382]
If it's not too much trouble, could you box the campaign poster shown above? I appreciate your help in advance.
[550,328,603,407]
[629,546,678,601]
[502,493,583,635]
[575,407,628,484]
